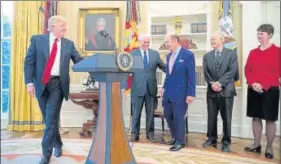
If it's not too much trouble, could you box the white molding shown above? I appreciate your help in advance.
[1,113,8,130]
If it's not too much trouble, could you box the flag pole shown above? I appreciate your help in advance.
[123,0,141,135]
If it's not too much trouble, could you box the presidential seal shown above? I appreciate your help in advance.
[116,52,133,71]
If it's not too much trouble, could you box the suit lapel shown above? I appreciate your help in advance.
[171,48,182,75]
[218,48,227,68]
[209,50,217,75]
[60,38,66,68]
[44,34,50,59]
[147,49,154,70]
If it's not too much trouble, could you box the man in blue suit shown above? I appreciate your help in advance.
[161,34,196,151]
[24,15,83,164]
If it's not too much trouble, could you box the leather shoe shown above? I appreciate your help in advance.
[39,156,50,164]
[203,139,217,148]
[131,135,139,142]
[54,147,62,157]
[221,143,231,152]
[169,144,184,151]
[166,138,176,145]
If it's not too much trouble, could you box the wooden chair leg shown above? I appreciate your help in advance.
[185,117,188,134]
[161,118,165,132]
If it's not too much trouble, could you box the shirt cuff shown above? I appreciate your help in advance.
[216,81,222,87]
[26,83,34,87]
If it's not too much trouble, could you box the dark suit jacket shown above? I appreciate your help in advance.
[203,48,239,98]
[163,48,196,102]
[24,34,83,100]
[131,48,166,98]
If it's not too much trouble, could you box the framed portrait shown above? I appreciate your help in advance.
[79,8,121,56]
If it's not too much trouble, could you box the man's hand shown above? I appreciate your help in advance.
[186,96,195,104]
[252,83,263,93]
[211,82,222,92]
[160,88,165,97]
[27,84,35,97]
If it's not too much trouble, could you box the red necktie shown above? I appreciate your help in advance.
[42,38,58,84]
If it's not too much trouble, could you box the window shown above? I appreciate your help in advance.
[1,1,13,115]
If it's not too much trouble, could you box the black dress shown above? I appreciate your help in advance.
[246,87,280,121]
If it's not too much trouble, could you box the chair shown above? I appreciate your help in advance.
[153,96,188,133]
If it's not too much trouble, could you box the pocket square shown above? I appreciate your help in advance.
[179,60,184,62]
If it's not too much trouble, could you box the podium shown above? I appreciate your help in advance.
[72,53,143,164]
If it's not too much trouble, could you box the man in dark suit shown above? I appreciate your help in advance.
[131,34,166,142]
[161,34,196,151]
[85,17,114,51]
[202,31,239,152]
[24,15,83,164]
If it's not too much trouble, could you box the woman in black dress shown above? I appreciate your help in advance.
[244,24,280,159]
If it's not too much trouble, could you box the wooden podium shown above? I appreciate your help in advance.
[72,53,143,164]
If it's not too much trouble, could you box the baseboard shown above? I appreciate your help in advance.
[1,114,8,130]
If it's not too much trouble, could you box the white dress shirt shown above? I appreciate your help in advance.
[140,48,149,63]
[49,33,61,76]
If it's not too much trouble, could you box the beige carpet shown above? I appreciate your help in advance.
[1,139,278,164]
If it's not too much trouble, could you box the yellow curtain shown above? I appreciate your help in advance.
[7,1,46,132]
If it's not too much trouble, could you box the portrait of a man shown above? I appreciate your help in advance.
[85,14,115,51]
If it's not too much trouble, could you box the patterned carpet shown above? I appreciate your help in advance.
[1,139,278,164]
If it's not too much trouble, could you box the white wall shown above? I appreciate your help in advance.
[60,1,280,138]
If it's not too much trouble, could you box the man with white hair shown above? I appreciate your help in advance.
[130,34,166,142]
[24,15,83,164]
[86,17,114,51]
[202,31,239,152]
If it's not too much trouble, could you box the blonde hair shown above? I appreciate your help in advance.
[47,15,67,31]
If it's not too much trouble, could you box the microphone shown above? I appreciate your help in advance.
[100,30,118,56]
[100,30,110,38]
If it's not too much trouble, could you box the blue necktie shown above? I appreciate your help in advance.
[143,51,149,70]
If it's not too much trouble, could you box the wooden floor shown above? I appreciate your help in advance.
[1,128,280,163]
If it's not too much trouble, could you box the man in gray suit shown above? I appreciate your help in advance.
[131,34,166,142]
[202,31,239,152]
[24,15,83,164]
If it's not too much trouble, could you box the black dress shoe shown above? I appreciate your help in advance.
[221,143,231,152]
[169,144,184,151]
[202,139,217,148]
[166,138,176,145]
[265,149,274,159]
[131,135,139,142]
[54,147,62,157]
[39,156,50,164]
[244,145,262,153]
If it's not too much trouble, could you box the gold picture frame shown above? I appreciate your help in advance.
[78,8,121,56]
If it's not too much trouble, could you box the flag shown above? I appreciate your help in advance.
[218,0,240,85]
[39,0,58,34]
[124,0,141,95]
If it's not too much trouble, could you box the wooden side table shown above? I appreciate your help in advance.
[69,90,99,137]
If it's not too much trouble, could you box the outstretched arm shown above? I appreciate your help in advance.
[70,41,84,64]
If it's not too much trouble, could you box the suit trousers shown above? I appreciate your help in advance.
[163,100,187,145]
[37,77,63,156]
[131,88,155,137]
[207,95,234,143]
